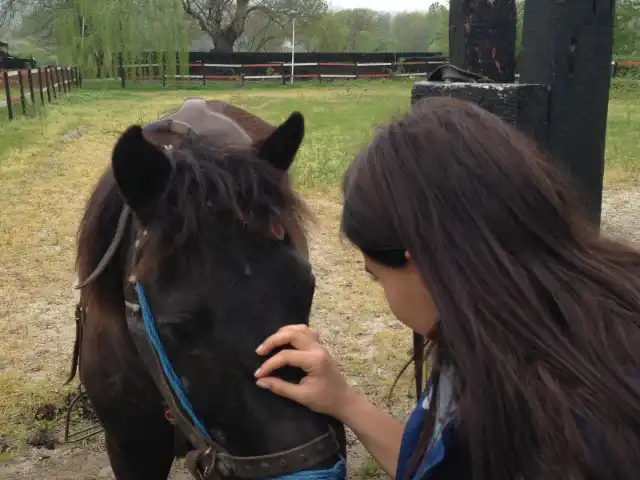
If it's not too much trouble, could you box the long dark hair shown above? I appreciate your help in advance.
[341,97,640,480]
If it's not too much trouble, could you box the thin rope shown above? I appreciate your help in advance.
[135,282,212,440]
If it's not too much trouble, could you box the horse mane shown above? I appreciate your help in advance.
[76,130,308,312]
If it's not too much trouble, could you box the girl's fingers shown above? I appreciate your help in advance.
[271,324,320,342]
[254,349,315,378]
[256,327,318,356]
[255,376,305,403]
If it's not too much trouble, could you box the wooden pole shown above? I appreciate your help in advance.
[45,67,53,102]
[37,68,45,106]
[519,0,614,223]
[27,68,36,106]
[17,70,27,115]
[449,0,517,82]
[3,71,13,120]
[53,68,60,97]
[119,53,126,88]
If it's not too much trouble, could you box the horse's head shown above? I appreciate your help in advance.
[105,101,345,475]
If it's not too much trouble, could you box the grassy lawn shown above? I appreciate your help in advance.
[0,78,638,474]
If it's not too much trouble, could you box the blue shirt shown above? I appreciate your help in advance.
[395,371,640,480]
[395,372,463,480]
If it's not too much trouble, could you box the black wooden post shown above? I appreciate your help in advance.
[162,53,167,88]
[78,69,83,88]
[3,70,13,120]
[53,68,61,97]
[449,0,516,82]
[17,70,27,115]
[45,67,52,102]
[61,68,68,93]
[519,0,614,223]
[37,68,45,106]
[27,68,36,106]
[119,53,126,88]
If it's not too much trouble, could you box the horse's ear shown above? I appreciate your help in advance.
[258,111,304,171]
[111,125,172,223]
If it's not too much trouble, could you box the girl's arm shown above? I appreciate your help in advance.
[336,390,404,478]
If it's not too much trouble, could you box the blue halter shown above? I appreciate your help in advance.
[135,281,211,440]
[135,281,347,480]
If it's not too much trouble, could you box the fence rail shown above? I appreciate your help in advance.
[611,60,640,77]
[117,57,447,88]
[0,66,82,120]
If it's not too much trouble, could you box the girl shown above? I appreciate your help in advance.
[253,97,640,480]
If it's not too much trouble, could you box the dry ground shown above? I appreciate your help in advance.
[0,80,639,479]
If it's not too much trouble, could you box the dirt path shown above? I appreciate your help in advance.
[1,185,639,480]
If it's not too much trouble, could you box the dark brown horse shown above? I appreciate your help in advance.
[69,98,347,479]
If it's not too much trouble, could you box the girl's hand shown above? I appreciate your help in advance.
[254,324,353,419]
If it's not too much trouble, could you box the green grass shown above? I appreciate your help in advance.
[0,78,638,451]
[604,80,640,184]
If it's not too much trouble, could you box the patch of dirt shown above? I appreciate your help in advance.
[601,186,640,244]
[61,126,88,142]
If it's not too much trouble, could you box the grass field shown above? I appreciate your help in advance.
[0,78,639,478]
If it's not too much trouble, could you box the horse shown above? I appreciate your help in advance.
[68,98,347,479]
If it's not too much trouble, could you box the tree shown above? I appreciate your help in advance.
[181,0,327,52]
[52,0,189,76]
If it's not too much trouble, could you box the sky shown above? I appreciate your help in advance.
[330,0,440,13]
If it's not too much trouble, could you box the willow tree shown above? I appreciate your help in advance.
[53,0,189,79]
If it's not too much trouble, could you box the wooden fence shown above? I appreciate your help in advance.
[0,66,82,120]
[117,57,447,88]
[611,60,640,77]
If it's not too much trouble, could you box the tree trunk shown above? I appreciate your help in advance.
[211,33,236,52]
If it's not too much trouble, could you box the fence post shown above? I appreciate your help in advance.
[17,70,27,115]
[354,62,359,80]
[3,70,13,120]
[44,67,52,102]
[162,53,167,88]
[119,53,126,88]
[449,0,516,82]
[78,68,83,88]
[60,68,67,94]
[519,0,614,222]
[27,68,36,106]
[281,62,285,85]
[53,68,61,97]
[37,68,45,106]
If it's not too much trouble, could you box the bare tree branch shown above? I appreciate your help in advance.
[180,0,327,51]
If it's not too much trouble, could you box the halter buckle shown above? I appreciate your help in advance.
[186,447,218,480]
